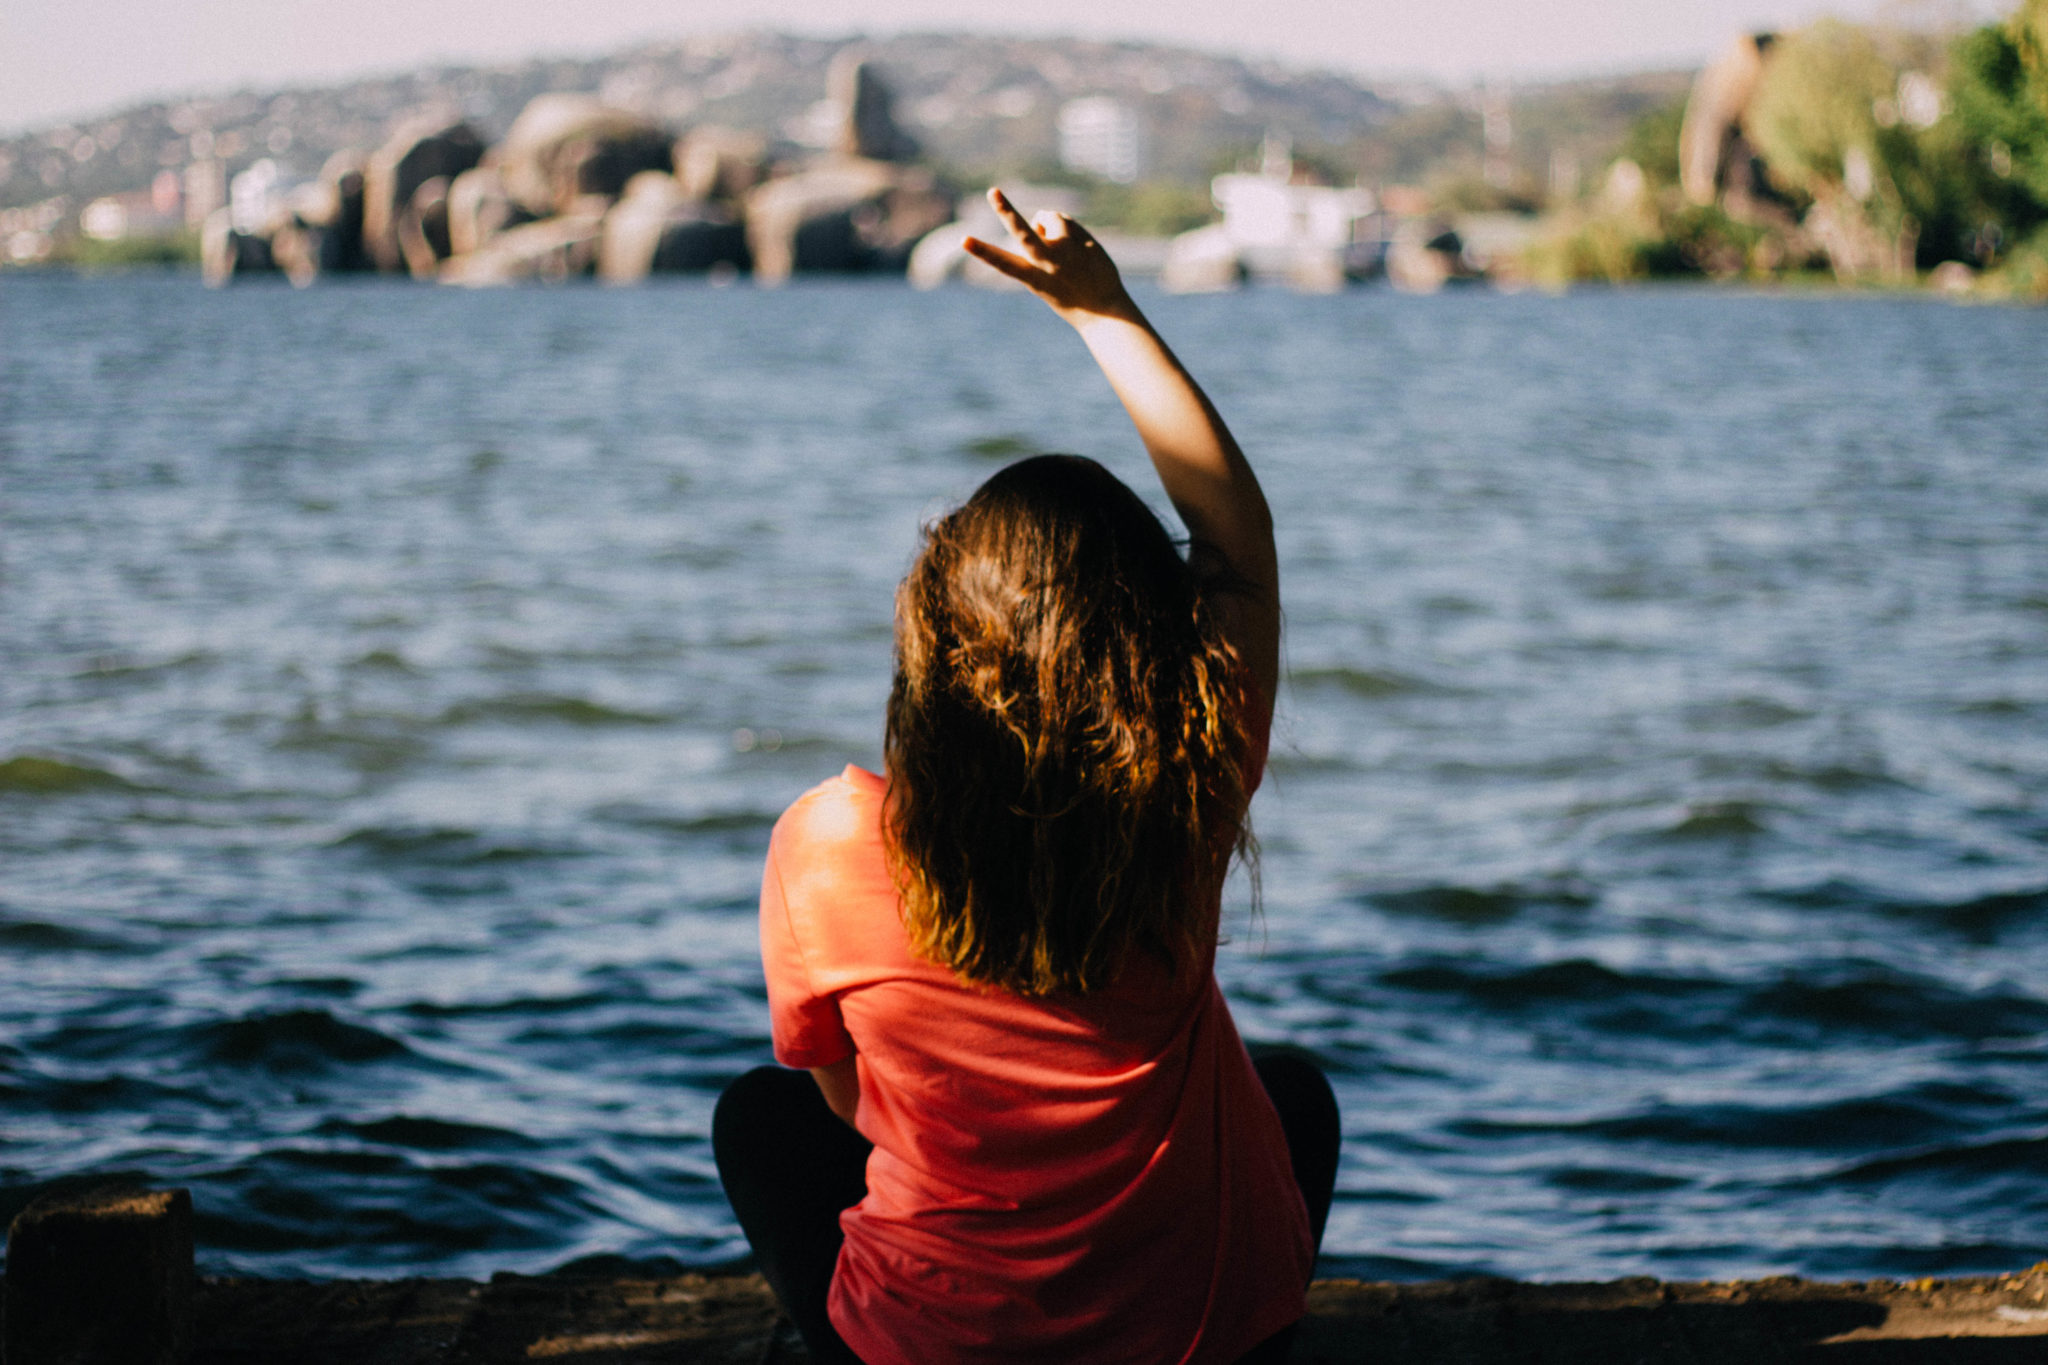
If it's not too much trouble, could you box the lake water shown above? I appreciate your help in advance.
[3,272,2046,1284]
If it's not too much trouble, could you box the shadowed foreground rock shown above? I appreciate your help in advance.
[4,1184,195,1365]
[161,1265,2048,1364]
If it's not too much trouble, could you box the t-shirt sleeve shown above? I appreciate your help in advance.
[759,836,855,1069]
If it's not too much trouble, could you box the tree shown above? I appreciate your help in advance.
[1948,0,2048,230]
[1618,97,1687,190]
[1747,18,1977,273]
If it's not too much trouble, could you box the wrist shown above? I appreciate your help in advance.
[1066,295,1148,335]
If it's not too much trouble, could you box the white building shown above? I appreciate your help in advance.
[1058,98,1145,184]
[1210,174,1377,256]
[1162,140,1380,293]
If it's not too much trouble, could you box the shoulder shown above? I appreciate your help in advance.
[770,765,889,869]
[766,766,910,979]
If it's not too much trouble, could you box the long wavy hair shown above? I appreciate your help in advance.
[885,454,1257,997]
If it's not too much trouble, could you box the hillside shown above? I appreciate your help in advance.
[2,30,1691,226]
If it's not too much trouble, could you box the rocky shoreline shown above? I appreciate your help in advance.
[9,1187,2046,1362]
[183,1264,2048,1363]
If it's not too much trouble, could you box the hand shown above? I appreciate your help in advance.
[962,188,1137,325]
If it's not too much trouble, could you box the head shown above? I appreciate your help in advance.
[885,455,1254,997]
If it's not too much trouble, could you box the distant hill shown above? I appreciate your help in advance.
[0,30,1693,216]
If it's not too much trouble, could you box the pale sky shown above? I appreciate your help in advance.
[0,0,2005,134]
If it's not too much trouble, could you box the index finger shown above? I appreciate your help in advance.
[962,236,1043,288]
[988,188,1046,254]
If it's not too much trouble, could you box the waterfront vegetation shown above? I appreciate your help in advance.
[44,229,201,270]
[1526,1,2048,298]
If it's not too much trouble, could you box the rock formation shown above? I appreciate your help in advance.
[265,153,372,285]
[315,152,372,274]
[745,160,952,284]
[1679,34,1778,213]
[830,53,920,163]
[445,165,533,257]
[204,58,958,288]
[440,208,607,286]
[362,117,485,273]
[396,175,455,278]
[676,125,770,205]
[495,95,674,219]
[200,206,278,285]
[598,172,747,282]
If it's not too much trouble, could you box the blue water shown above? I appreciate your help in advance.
[3,272,2046,1283]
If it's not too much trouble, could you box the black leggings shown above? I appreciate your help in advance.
[713,1048,1339,1365]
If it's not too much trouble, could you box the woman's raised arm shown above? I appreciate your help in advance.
[963,188,1280,711]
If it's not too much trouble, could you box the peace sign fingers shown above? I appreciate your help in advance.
[960,186,1132,321]
[989,187,1048,257]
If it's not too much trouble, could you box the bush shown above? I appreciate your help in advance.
[1080,180,1215,236]
[1523,213,1656,285]
[1983,222,2048,299]
[48,232,201,270]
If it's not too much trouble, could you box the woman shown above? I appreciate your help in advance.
[715,189,1339,1365]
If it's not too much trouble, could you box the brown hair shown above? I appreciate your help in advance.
[885,455,1256,997]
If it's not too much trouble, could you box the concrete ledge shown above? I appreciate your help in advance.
[167,1264,2048,1363]
[4,1184,195,1365]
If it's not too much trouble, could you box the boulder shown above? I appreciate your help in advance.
[598,173,748,281]
[1387,223,1476,294]
[260,150,372,282]
[396,175,454,278]
[316,152,371,273]
[440,207,606,286]
[1679,34,1776,208]
[4,1184,195,1365]
[828,54,919,162]
[267,217,321,287]
[446,165,534,257]
[745,159,952,284]
[362,116,485,272]
[259,158,375,287]
[200,205,278,286]
[675,125,769,205]
[496,95,674,218]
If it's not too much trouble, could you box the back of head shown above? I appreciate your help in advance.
[886,455,1253,996]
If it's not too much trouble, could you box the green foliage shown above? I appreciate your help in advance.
[1948,2,2048,220]
[47,231,200,270]
[1426,172,1541,216]
[1619,97,1688,189]
[1522,200,1783,285]
[1079,180,1215,236]
[1743,16,2008,267]
[1657,203,1778,276]
[1748,20,1899,200]
[1984,220,2048,298]
[1522,215,1657,285]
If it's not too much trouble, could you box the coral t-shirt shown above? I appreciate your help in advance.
[758,723,1312,1365]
